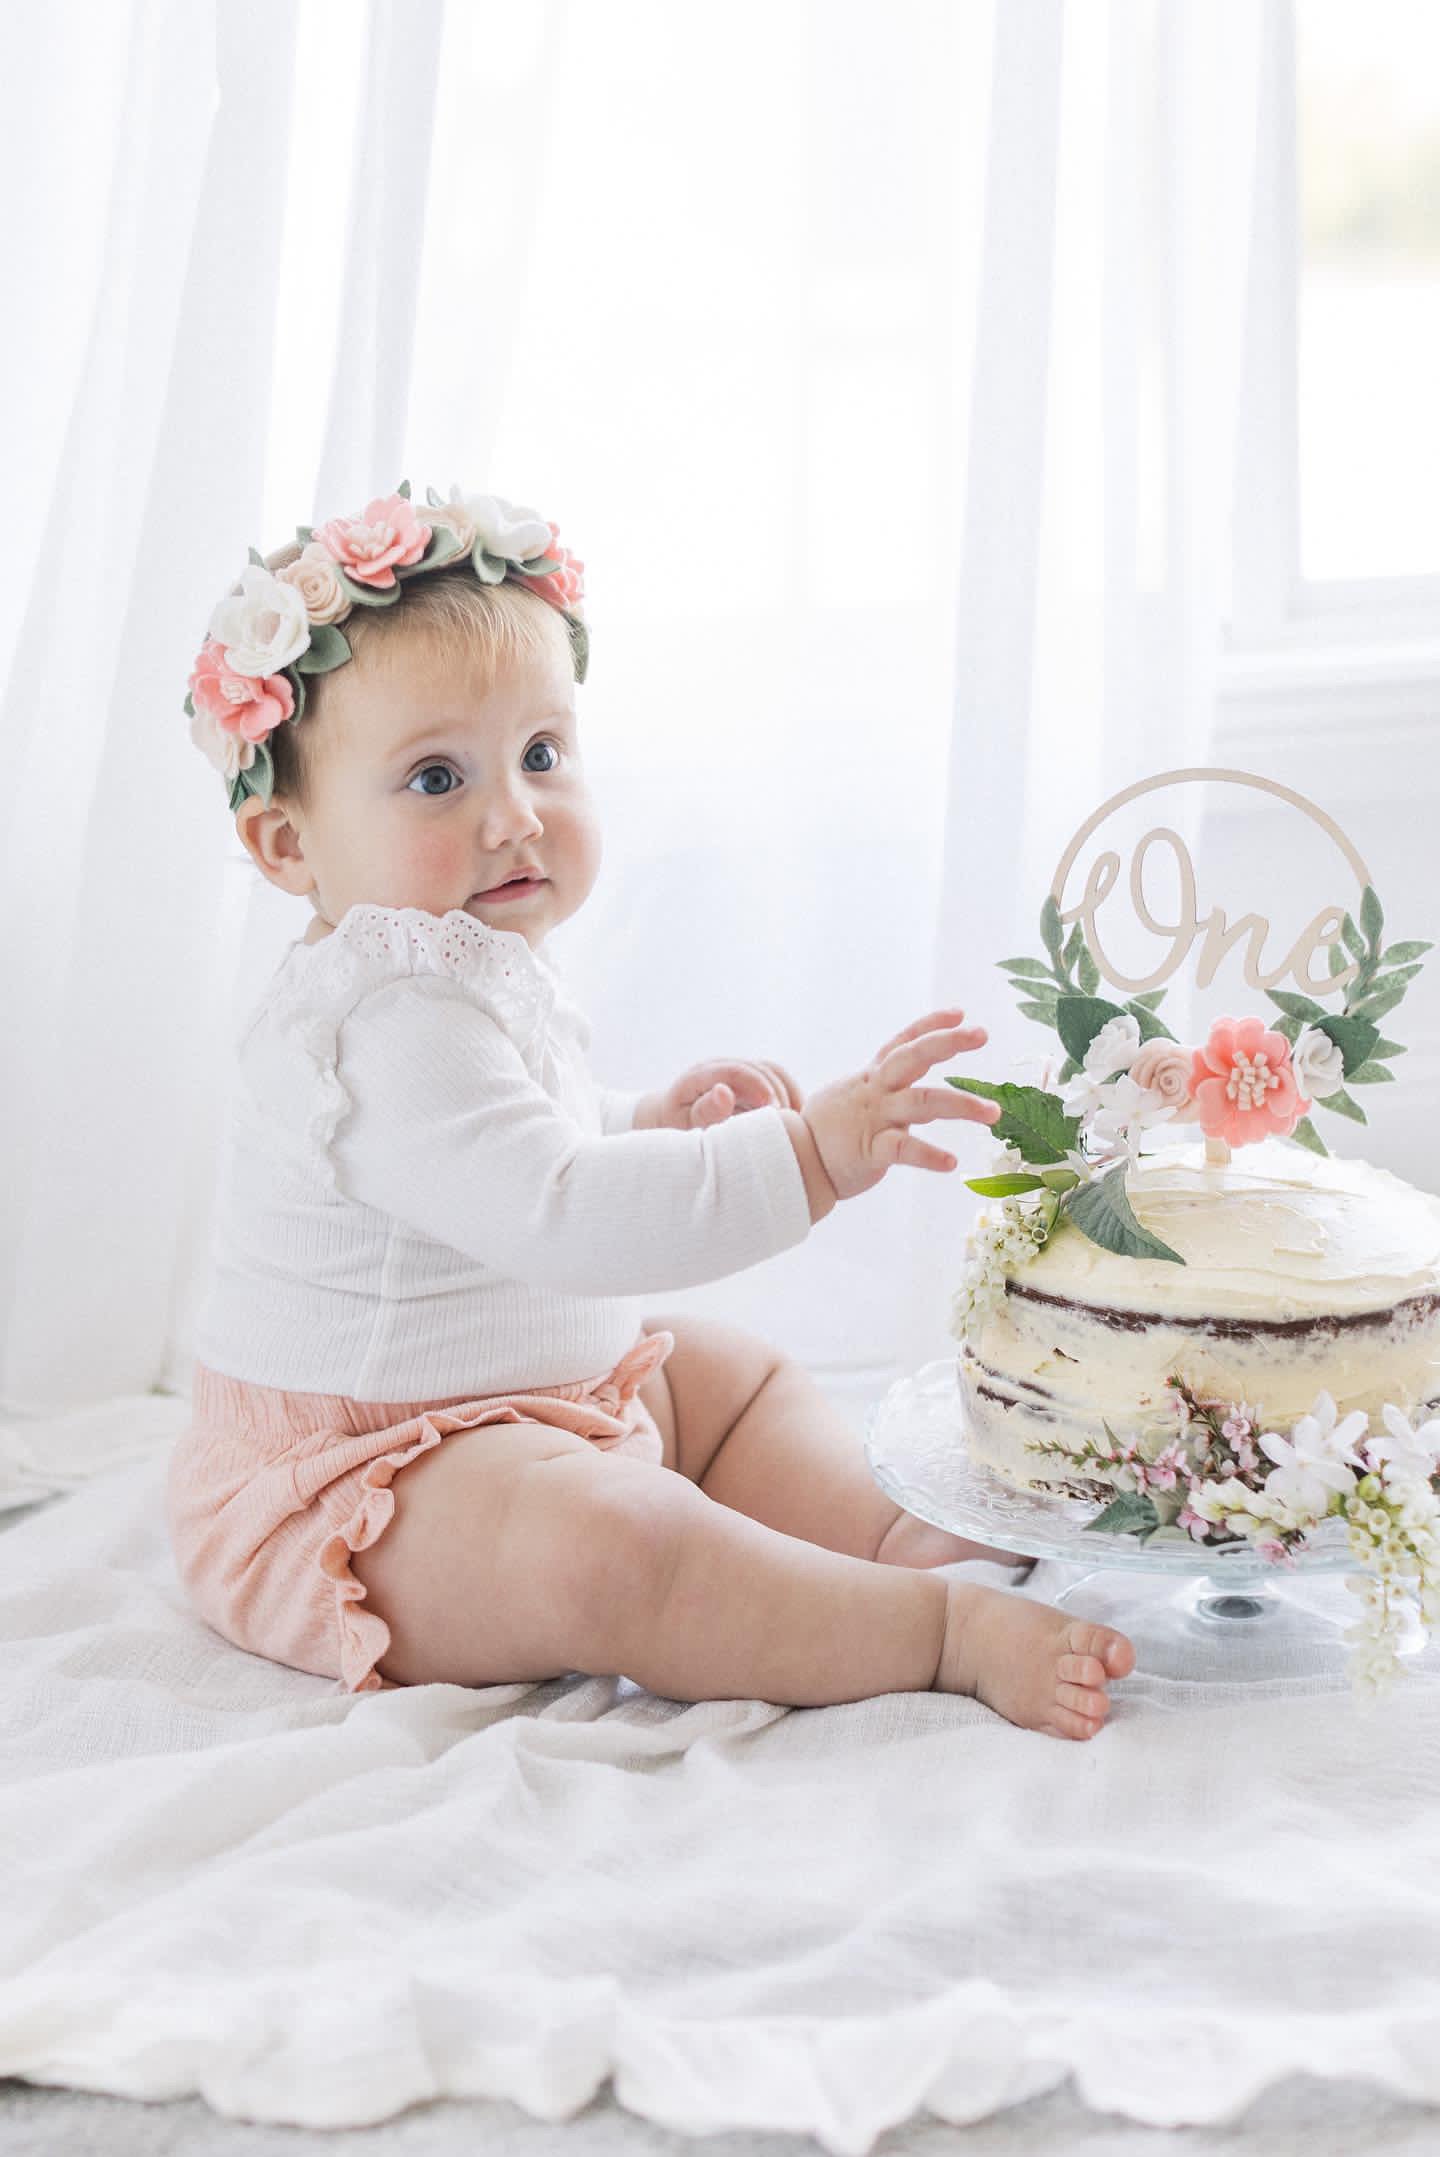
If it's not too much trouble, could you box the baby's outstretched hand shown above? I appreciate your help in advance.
[800,1008,1002,1201]
[648,1058,804,1131]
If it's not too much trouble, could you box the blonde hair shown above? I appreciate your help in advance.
[261,554,575,814]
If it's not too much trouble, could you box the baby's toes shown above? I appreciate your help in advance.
[1063,1620,1136,1681]
[1056,1679,1109,1724]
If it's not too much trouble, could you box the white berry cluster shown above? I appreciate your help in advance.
[949,1183,1058,1344]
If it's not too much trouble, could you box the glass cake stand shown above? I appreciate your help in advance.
[864,1360,1430,1685]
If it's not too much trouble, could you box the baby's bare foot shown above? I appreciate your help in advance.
[932,1579,1135,1740]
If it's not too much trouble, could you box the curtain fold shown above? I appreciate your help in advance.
[2,0,1267,1500]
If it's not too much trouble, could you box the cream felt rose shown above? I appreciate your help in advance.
[425,495,478,555]
[275,540,353,627]
[1129,1037,1198,1119]
[208,565,310,677]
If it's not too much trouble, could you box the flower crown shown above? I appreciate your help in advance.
[184,482,587,813]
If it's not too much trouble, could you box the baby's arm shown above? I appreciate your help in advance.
[329,981,822,1295]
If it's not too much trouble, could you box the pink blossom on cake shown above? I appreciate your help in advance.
[1188,1015,1310,1146]
[315,493,432,587]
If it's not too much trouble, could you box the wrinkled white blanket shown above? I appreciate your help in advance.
[3,1451,1440,2154]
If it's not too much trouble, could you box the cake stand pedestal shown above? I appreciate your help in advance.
[865,1360,1429,1686]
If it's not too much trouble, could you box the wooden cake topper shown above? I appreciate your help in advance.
[945,766,1430,1266]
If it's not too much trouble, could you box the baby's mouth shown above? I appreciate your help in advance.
[472,875,547,900]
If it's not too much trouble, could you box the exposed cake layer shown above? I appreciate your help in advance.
[958,1136,1440,1493]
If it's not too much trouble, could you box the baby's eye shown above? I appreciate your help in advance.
[407,763,458,797]
[523,738,560,773]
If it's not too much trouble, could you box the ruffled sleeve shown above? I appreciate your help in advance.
[261,905,558,1192]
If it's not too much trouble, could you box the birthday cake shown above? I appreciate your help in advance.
[956,1133,1440,1496]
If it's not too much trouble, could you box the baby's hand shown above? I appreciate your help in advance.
[800,1008,1002,1201]
[647,1058,804,1131]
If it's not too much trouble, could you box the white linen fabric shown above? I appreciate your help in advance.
[4,1458,1440,2150]
[193,904,811,1399]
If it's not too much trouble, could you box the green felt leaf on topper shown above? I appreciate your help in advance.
[1065,1163,1186,1264]
[1328,940,1351,979]
[945,1078,1080,1166]
[1018,999,1060,1025]
[963,1172,1048,1197]
[1380,940,1434,965]
[247,545,266,568]
[1121,1000,1176,1044]
[1314,1012,1379,1076]
[1000,957,1056,981]
[1267,989,1329,1024]
[1039,895,1064,962]
[1083,1491,1161,1538]
[1129,988,1168,1010]
[1346,1061,1396,1085]
[1348,980,1411,1024]
[1360,884,1385,950]
[294,623,351,675]
[1371,1037,1407,1059]
[1076,941,1101,996]
[1320,1085,1368,1124]
[1062,922,1086,978]
[1290,1116,1329,1156]
[1055,994,1127,1067]
[1340,911,1368,963]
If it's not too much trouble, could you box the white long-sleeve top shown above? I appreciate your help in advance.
[191,904,813,1399]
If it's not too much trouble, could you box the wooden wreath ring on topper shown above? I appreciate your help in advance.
[1049,767,1375,1166]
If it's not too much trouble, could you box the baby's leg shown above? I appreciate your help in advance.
[637,1315,1027,1568]
[348,1414,1133,1734]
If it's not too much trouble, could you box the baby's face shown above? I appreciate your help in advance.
[281,633,601,950]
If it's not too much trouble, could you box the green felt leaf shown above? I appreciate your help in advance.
[247,545,266,567]
[1065,1164,1186,1263]
[1084,1492,1160,1538]
[285,666,307,725]
[227,736,275,814]
[1272,1013,1303,1045]
[1346,1061,1396,1085]
[1380,940,1434,964]
[568,616,589,683]
[1366,963,1426,993]
[425,485,445,507]
[1039,895,1064,962]
[1314,1013,1379,1076]
[999,957,1055,981]
[397,478,412,499]
[1341,911,1367,962]
[1076,942,1101,996]
[294,623,351,674]
[295,525,314,543]
[471,543,508,584]
[336,569,401,608]
[1321,1086,1368,1124]
[1055,994,1127,1066]
[398,524,464,576]
[518,553,561,577]
[1062,922,1085,977]
[963,1172,1048,1197]
[1360,884,1385,951]
[1018,999,1061,1025]
[945,1078,1079,1166]
[1349,980,1410,1023]
[1130,989,1167,1010]
[1371,1037,1407,1059]
[183,691,195,718]
[1123,1001,1176,1044]
[1058,1055,1081,1084]
[1290,1116,1329,1156]
[1328,940,1352,978]
[1267,989,1329,1023]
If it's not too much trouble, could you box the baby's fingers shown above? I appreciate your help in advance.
[871,1007,970,1064]
[882,1023,995,1095]
[889,1084,1003,1127]
[874,1128,959,1173]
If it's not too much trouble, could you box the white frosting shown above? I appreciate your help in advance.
[959,1137,1440,1493]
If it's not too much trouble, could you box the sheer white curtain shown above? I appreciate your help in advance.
[0,0,1266,1498]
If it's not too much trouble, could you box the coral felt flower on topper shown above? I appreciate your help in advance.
[1188,1015,1309,1146]
[185,480,589,813]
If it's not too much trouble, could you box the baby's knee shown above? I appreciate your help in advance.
[529,1452,703,1667]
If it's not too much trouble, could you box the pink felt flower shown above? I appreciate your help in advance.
[512,519,586,617]
[314,493,432,588]
[188,636,295,743]
[1187,1015,1310,1147]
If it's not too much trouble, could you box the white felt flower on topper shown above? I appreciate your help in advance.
[208,565,311,678]
[1290,1023,1346,1101]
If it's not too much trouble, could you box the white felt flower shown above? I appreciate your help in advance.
[1083,1013,1143,1081]
[450,488,552,565]
[1290,1024,1346,1101]
[208,565,310,677]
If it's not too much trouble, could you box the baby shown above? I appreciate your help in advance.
[169,483,1134,1741]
